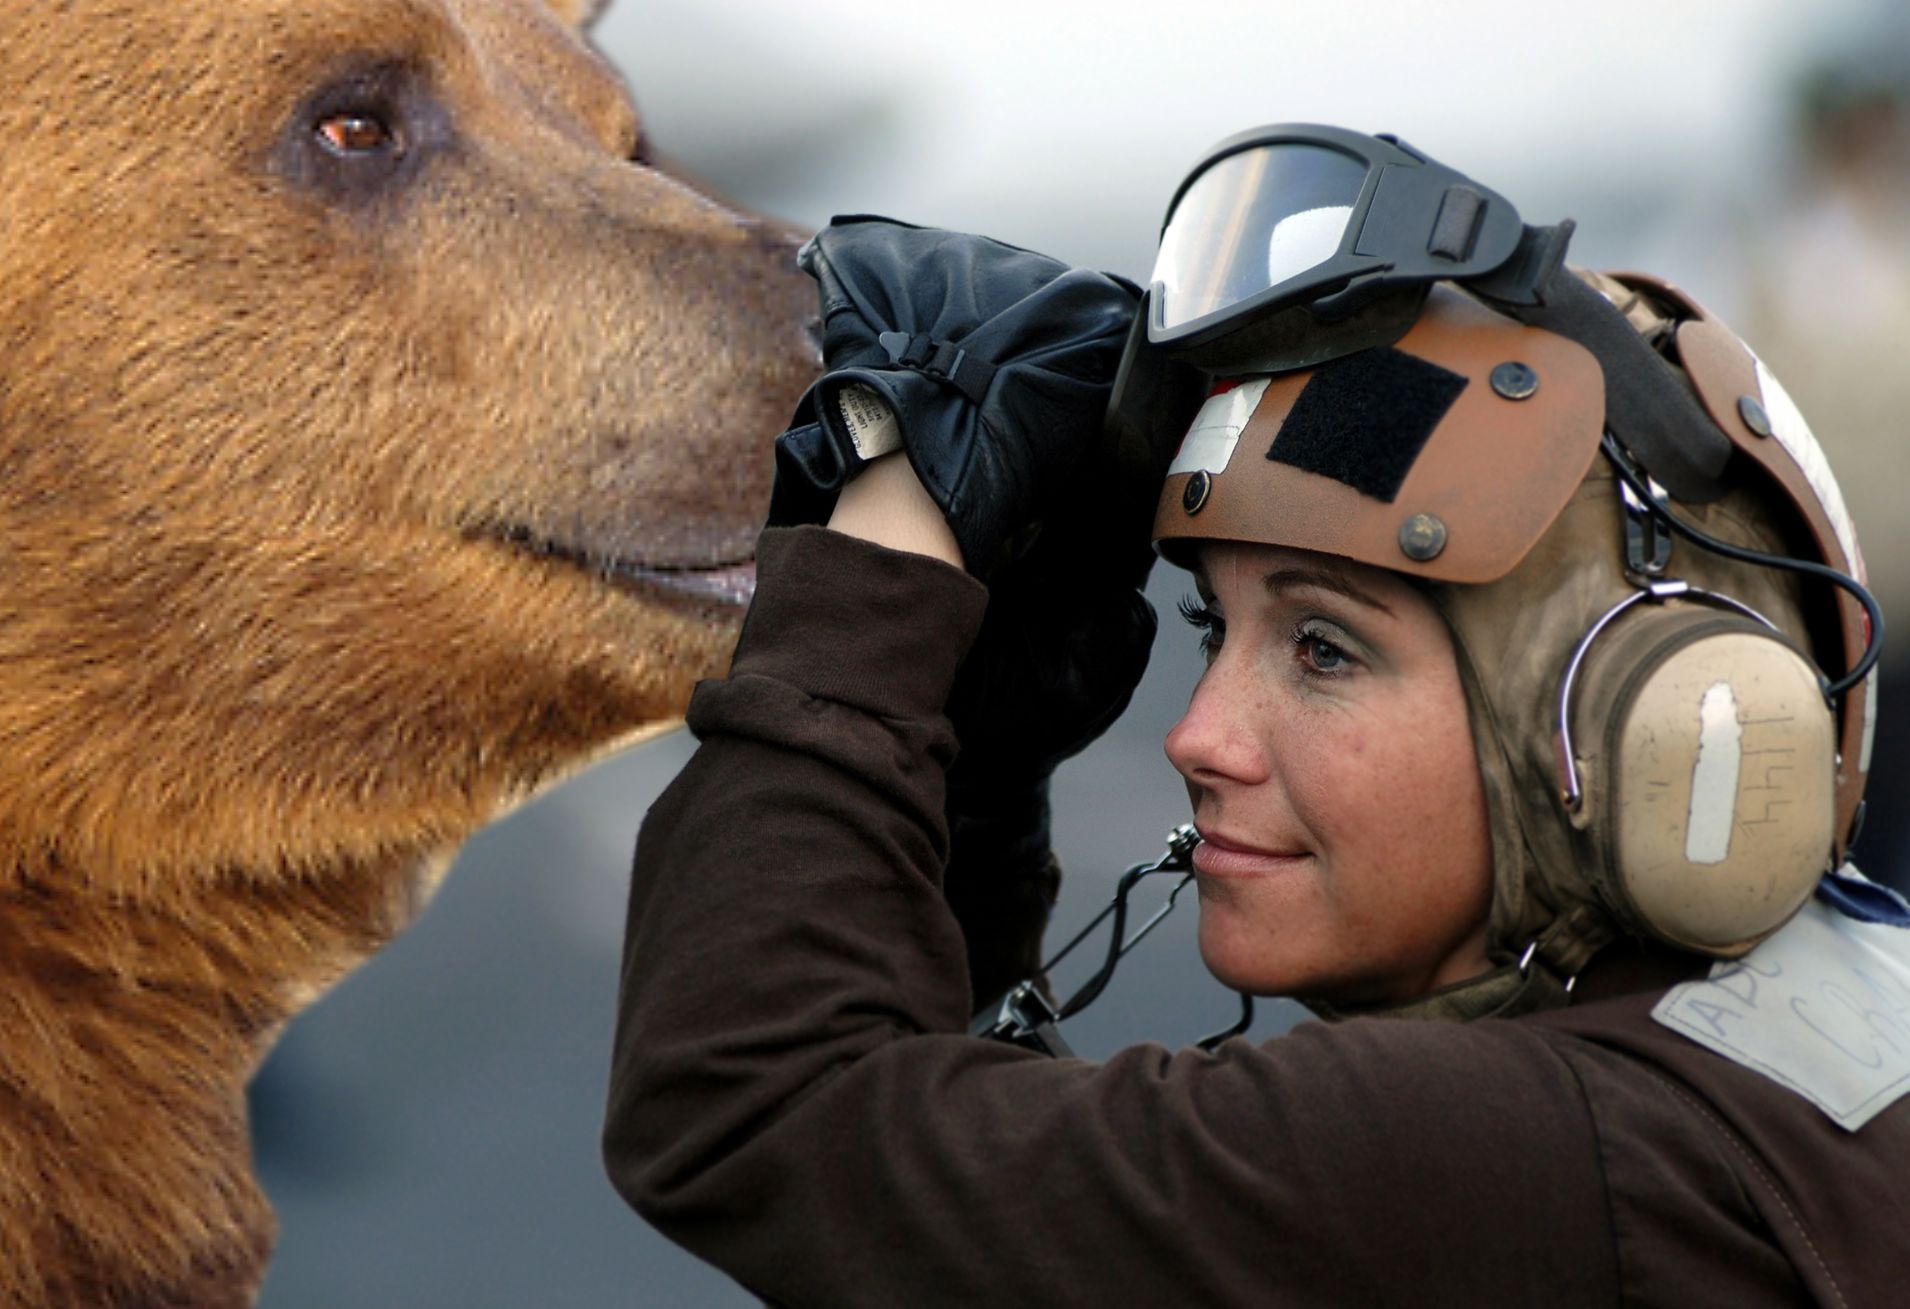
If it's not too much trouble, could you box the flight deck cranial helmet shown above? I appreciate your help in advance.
[1119,125,1883,1018]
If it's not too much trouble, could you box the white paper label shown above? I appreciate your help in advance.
[836,384,903,461]
[1167,378,1271,477]
[1653,888,1910,1130]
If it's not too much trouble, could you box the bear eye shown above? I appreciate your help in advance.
[316,112,398,156]
[276,65,444,200]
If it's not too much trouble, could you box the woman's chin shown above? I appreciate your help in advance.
[1196,911,1298,997]
[1195,906,1386,1003]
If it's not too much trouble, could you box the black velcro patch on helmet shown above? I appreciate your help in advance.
[1266,348,1469,502]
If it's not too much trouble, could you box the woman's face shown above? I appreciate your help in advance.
[1163,540,1494,1005]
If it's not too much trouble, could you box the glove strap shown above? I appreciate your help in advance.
[877,331,999,406]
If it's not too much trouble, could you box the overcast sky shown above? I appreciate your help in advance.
[598,0,1876,281]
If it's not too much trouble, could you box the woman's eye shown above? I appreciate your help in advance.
[1292,624,1354,676]
[1304,636,1347,672]
[1283,622,1359,680]
[317,113,397,155]
[1177,596,1225,658]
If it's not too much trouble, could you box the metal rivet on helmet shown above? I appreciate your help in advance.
[1737,394,1773,438]
[1398,512,1448,561]
[1182,469,1212,516]
[1490,361,1539,400]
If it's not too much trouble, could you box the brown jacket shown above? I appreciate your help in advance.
[605,525,1910,1307]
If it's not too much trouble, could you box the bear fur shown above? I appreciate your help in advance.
[0,0,817,1302]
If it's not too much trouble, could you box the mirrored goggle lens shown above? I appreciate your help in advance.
[1152,143,1370,334]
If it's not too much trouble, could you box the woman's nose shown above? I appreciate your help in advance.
[1164,659,1269,789]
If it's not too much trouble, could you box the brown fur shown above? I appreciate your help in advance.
[0,1,817,1302]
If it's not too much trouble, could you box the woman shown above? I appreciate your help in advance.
[604,128,1910,1305]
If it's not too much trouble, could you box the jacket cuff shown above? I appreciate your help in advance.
[729,525,989,719]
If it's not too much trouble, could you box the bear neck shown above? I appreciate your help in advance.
[0,849,438,1307]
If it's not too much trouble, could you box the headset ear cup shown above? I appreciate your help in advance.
[1578,614,1838,955]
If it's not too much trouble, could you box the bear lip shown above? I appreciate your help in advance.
[604,558,757,608]
[483,525,757,610]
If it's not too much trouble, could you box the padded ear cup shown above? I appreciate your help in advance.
[1571,611,1837,955]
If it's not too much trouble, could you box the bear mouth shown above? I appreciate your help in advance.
[604,556,757,608]
[485,526,757,611]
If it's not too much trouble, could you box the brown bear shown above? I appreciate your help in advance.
[0,0,817,1303]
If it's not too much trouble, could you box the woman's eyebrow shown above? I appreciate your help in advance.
[1262,566,1396,618]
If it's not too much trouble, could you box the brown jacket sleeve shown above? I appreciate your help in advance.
[603,525,1623,1307]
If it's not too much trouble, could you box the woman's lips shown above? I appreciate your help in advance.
[1191,830,1312,878]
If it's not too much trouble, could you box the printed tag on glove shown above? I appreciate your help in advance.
[837,384,903,461]
[1653,888,1910,1131]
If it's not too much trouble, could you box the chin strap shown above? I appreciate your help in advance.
[1302,964,1564,1025]
[1302,906,1615,1025]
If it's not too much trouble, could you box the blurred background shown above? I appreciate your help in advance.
[254,0,1910,1303]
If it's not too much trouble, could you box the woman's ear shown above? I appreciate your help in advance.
[544,0,609,29]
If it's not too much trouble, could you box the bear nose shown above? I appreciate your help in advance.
[736,221,822,367]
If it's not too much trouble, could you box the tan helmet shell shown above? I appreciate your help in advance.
[1154,285,1606,583]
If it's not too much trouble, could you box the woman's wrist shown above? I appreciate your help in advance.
[826,454,962,567]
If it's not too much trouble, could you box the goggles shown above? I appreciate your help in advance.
[1146,124,1557,375]
[1138,124,1528,370]
[1108,123,1734,504]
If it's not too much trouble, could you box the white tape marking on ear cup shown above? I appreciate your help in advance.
[1686,680,1743,865]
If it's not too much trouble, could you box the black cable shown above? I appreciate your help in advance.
[1602,434,1884,699]
[1055,876,1131,1021]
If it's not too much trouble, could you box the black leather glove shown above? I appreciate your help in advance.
[945,526,1157,794]
[942,483,1162,1012]
[768,215,1141,578]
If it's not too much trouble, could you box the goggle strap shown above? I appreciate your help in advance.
[1465,220,1576,308]
[1498,270,1732,504]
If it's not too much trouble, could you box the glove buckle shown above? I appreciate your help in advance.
[877,330,997,404]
